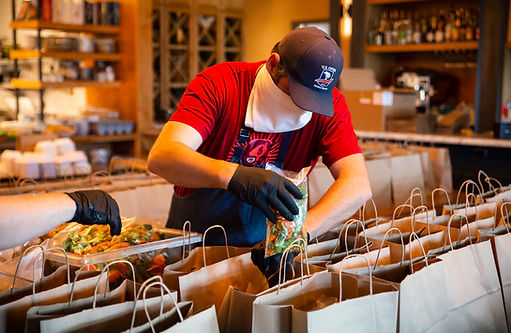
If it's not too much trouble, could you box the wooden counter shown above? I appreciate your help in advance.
[356,130,511,149]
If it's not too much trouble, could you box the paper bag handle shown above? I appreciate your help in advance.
[202,224,229,267]
[501,202,511,233]
[142,281,182,333]
[477,170,490,194]
[407,187,424,207]
[362,198,381,226]
[491,199,506,230]
[10,245,44,294]
[277,238,310,294]
[391,204,414,229]
[373,227,405,270]
[455,179,482,205]
[412,205,430,236]
[93,260,136,308]
[431,188,451,218]
[409,232,428,274]
[68,260,107,304]
[31,247,70,296]
[129,275,166,331]
[465,193,478,220]
[331,219,371,261]
[446,214,472,250]
[338,254,373,300]
[485,177,503,194]
[182,221,191,261]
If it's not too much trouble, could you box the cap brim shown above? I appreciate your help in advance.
[287,73,334,117]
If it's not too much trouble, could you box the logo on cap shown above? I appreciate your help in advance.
[313,65,336,91]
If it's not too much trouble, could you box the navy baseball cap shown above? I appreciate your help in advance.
[278,27,343,117]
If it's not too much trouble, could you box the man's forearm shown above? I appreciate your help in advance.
[148,141,238,190]
[0,193,76,250]
[304,154,372,239]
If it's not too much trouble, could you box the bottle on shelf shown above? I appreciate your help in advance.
[435,10,445,43]
[384,11,393,45]
[413,21,422,44]
[376,16,385,46]
[425,12,436,43]
[405,11,413,44]
[367,19,377,45]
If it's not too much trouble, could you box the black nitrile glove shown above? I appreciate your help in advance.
[251,233,310,287]
[227,165,303,223]
[66,190,122,236]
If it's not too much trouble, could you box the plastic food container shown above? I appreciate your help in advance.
[53,138,76,155]
[45,225,202,283]
[14,153,40,179]
[34,140,58,156]
[54,155,73,177]
[0,150,22,176]
[36,153,57,179]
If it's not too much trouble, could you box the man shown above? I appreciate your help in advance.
[0,190,121,250]
[148,27,371,250]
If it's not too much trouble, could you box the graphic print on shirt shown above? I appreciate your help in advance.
[227,132,281,167]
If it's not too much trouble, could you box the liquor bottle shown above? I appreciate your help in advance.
[451,8,463,42]
[420,11,428,41]
[367,19,377,45]
[444,7,453,42]
[397,10,407,44]
[391,10,400,45]
[413,21,422,44]
[384,11,393,45]
[405,11,413,44]
[425,12,436,43]
[464,7,475,41]
[435,10,445,43]
[474,7,480,40]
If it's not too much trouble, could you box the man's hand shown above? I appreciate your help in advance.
[227,165,303,223]
[66,190,122,236]
[251,240,298,287]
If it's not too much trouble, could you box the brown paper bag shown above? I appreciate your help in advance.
[252,269,398,333]
[163,224,251,294]
[179,251,268,314]
[0,273,108,333]
[390,153,425,206]
[491,232,511,332]
[25,279,167,333]
[437,240,507,332]
[217,240,324,333]
[40,294,189,333]
[399,259,452,332]
[163,246,250,293]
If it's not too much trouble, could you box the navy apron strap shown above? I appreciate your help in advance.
[272,131,293,169]
[230,126,251,165]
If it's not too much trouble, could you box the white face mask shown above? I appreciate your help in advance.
[245,65,312,133]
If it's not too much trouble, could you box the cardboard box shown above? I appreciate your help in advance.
[343,89,416,131]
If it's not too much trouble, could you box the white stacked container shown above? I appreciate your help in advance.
[54,155,74,178]
[64,151,92,176]
[35,153,58,179]
[14,153,40,179]
[34,140,58,156]
[53,138,76,155]
[0,150,22,176]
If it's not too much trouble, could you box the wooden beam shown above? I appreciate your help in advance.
[350,0,365,67]
[474,0,510,134]
[329,0,341,45]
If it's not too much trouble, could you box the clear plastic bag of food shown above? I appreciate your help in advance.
[264,164,310,258]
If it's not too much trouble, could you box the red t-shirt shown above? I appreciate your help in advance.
[170,61,361,196]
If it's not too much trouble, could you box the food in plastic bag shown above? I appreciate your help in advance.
[264,164,309,258]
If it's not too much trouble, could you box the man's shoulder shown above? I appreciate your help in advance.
[200,61,265,78]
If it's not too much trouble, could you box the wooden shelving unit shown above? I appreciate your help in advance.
[10,79,121,90]
[9,20,120,34]
[507,41,511,49]
[71,134,136,144]
[365,41,479,53]
[10,50,121,61]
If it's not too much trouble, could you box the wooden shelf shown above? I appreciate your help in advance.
[367,0,431,4]
[71,134,136,144]
[10,20,120,34]
[10,79,121,89]
[507,41,511,49]
[169,44,188,50]
[365,41,479,53]
[10,50,121,61]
